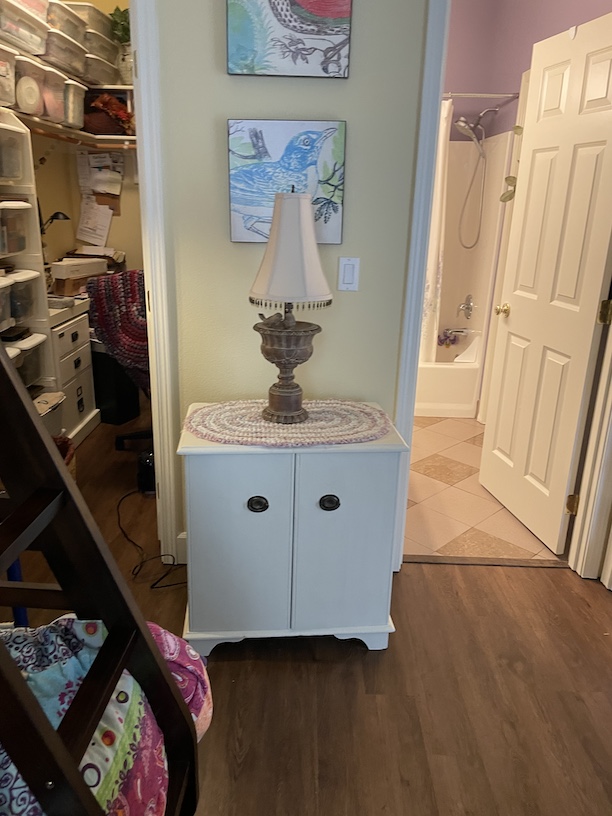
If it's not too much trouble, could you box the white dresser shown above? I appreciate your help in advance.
[49,300,99,445]
[178,403,409,656]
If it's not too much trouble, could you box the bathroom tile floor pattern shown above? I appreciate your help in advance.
[405,416,563,562]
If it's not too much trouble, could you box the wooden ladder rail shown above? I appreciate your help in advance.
[0,345,198,815]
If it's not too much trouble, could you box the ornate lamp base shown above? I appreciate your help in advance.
[254,317,322,424]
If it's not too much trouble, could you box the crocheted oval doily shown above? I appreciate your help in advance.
[184,400,391,448]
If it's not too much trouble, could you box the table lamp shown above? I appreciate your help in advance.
[250,192,333,424]
[41,210,70,234]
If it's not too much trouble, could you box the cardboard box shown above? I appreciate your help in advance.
[51,258,107,279]
[52,275,94,295]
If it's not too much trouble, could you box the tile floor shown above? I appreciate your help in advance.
[404,416,563,562]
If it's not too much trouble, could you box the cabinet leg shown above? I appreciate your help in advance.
[335,631,390,650]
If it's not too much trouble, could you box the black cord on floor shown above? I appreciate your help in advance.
[116,490,187,589]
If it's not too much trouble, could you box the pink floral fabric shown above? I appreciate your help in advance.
[0,619,212,816]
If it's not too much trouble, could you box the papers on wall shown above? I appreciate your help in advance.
[76,150,125,196]
[76,195,113,246]
[75,151,126,247]
[76,151,91,191]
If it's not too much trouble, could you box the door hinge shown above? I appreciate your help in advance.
[598,300,612,325]
[566,494,580,515]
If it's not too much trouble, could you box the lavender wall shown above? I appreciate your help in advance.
[445,0,612,137]
[444,0,497,94]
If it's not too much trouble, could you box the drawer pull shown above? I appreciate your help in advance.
[247,496,269,513]
[74,357,81,370]
[71,331,79,342]
[319,494,341,511]
[77,397,84,414]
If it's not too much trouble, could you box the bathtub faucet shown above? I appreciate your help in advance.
[458,294,474,319]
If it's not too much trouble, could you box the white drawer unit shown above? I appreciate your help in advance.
[51,310,99,444]
[51,311,88,359]
[178,403,409,656]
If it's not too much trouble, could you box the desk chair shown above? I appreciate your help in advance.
[86,270,152,451]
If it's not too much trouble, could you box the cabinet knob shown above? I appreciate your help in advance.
[247,495,269,513]
[319,494,341,511]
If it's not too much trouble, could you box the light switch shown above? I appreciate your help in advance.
[338,257,360,291]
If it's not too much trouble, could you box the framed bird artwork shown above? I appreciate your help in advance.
[227,0,353,78]
[228,119,346,243]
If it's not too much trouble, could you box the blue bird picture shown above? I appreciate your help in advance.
[228,119,346,243]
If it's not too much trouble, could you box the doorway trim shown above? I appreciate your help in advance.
[394,0,450,444]
[130,0,182,560]
[394,2,612,577]
[391,0,450,570]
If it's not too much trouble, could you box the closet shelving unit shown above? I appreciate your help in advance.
[0,22,137,439]
[15,84,136,151]
[0,108,55,395]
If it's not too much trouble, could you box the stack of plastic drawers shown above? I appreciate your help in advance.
[0,0,48,55]
[65,1,118,85]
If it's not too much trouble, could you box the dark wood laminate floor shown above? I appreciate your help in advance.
[7,410,612,815]
[198,565,612,816]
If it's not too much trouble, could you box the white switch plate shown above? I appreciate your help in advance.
[338,257,360,291]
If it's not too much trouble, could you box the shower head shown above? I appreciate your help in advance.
[453,116,485,157]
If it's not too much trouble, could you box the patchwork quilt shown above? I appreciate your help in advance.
[0,618,212,816]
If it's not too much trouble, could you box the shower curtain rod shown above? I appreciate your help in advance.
[443,92,519,99]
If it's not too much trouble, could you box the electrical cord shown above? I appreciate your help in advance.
[116,490,187,589]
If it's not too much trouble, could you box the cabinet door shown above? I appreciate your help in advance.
[186,453,294,633]
[292,451,399,631]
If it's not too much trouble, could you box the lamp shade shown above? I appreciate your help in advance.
[249,193,333,309]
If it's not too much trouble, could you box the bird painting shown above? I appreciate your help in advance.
[228,119,345,242]
[227,0,353,77]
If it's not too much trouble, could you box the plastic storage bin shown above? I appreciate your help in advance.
[65,1,111,40]
[83,29,118,66]
[42,28,87,76]
[5,343,19,361]
[8,268,39,322]
[10,332,46,386]
[64,78,85,128]
[12,0,48,22]
[42,65,66,122]
[0,200,30,255]
[0,0,48,54]
[0,43,17,106]
[0,130,22,180]
[83,53,118,86]
[47,0,86,45]
[0,275,13,331]
[15,55,44,115]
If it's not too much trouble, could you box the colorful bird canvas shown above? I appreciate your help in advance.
[228,119,346,243]
[227,0,353,77]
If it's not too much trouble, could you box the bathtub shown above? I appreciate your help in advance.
[415,360,481,418]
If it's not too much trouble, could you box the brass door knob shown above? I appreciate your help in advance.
[495,303,511,317]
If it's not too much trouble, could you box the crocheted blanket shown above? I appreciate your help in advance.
[87,270,149,393]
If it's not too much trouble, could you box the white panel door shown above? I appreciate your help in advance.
[480,13,612,554]
[292,451,399,630]
[186,453,294,632]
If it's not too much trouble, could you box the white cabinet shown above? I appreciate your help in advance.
[178,403,409,656]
